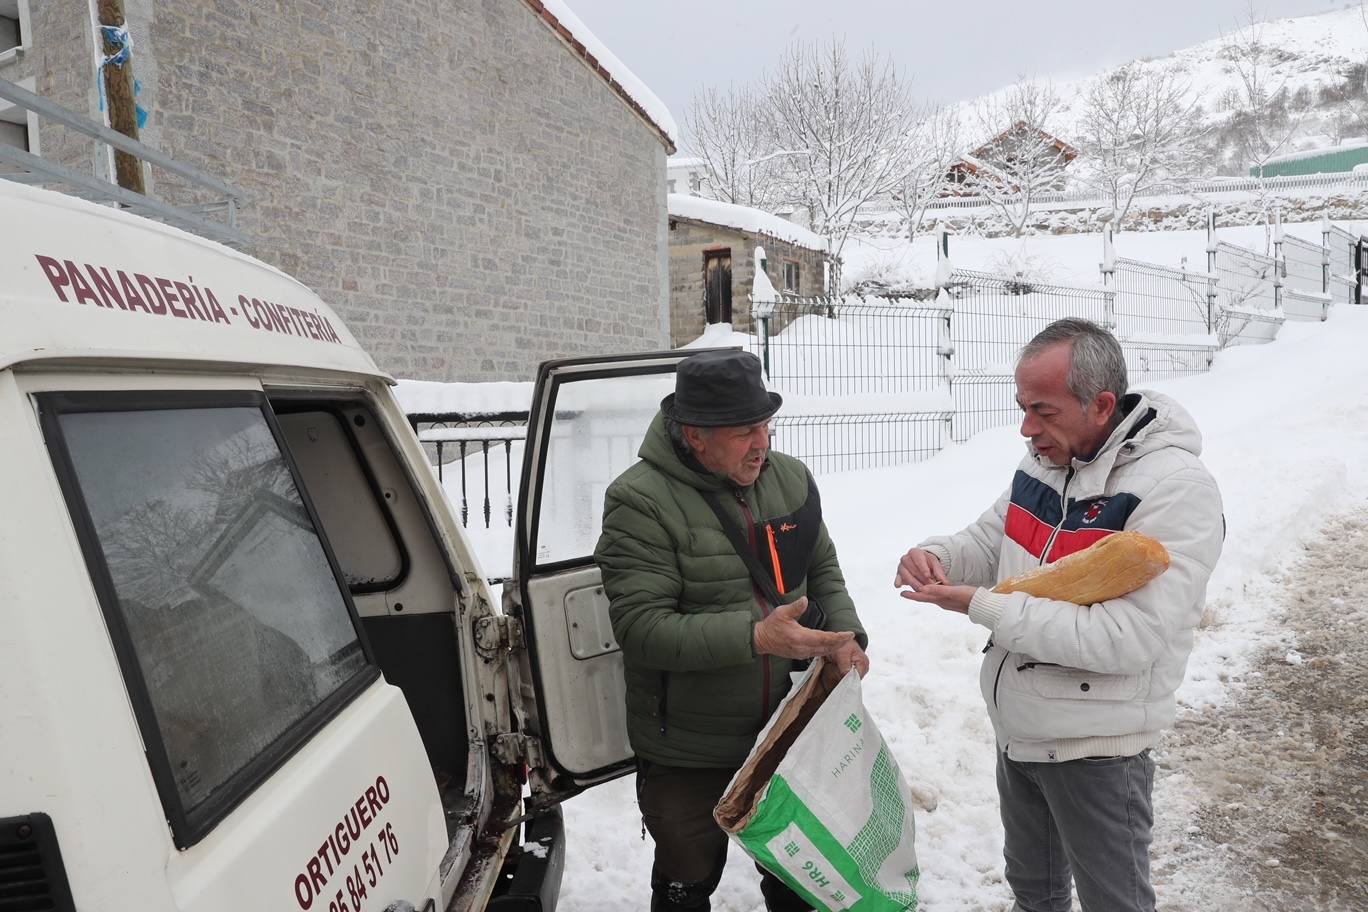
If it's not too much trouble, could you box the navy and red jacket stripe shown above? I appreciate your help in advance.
[1004,469,1141,564]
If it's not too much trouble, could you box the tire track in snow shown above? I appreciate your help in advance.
[1154,505,1368,911]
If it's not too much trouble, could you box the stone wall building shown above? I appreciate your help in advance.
[667,194,831,346]
[0,0,674,381]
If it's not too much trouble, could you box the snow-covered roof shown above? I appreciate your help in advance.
[1263,139,1368,169]
[668,194,828,253]
[668,156,707,169]
[534,1,677,150]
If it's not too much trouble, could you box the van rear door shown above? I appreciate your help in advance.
[506,351,702,801]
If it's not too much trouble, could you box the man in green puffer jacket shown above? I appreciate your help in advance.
[594,349,869,912]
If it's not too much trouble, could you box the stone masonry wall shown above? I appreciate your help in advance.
[668,217,827,346]
[6,1,670,381]
[0,0,104,177]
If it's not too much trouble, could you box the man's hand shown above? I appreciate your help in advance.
[754,597,854,660]
[894,548,949,589]
[900,583,978,615]
[829,639,870,677]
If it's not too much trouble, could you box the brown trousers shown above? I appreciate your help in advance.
[636,760,812,912]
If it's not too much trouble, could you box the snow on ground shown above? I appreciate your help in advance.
[547,306,1368,910]
[843,219,1368,292]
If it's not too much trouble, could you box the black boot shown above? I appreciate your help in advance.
[650,866,719,912]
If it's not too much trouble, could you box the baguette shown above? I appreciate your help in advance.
[991,530,1169,604]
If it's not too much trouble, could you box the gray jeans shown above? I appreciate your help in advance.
[996,749,1156,912]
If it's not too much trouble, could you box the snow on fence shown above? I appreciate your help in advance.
[749,298,948,397]
[860,171,1368,218]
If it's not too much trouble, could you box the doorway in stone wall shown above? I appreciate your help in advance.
[704,248,732,325]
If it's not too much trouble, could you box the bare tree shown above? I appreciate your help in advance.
[892,106,962,243]
[1221,12,1302,181]
[960,80,1070,236]
[685,85,784,209]
[1075,64,1208,227]
[761,39,921,259]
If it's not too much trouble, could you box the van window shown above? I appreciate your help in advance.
[530,371,675,567]
[42,394,373,843]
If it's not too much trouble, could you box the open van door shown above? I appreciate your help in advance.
[505,350,715,806]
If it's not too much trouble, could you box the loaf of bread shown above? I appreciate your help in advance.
[991,530,1169,604]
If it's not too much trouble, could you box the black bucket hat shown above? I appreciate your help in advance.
[660,349,783,428]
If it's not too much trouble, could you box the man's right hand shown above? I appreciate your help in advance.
[754,597,854,660]
[894,548,950,590]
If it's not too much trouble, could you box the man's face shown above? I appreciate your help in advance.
[687,420,771,486]
[1015,342,1117,466]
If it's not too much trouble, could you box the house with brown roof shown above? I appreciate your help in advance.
[944,122,1080,195]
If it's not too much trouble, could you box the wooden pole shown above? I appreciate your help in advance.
[96,0,145,194]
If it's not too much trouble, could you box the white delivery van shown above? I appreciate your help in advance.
[0,179,691,911]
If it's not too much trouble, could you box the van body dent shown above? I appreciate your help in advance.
[1,181,687,911]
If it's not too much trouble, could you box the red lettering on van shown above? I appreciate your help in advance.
[35,255,69,300]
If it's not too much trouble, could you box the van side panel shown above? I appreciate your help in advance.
[3,371,450,911]
[0,369,178,909]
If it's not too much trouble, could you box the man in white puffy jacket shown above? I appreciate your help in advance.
[895,318,1223,912]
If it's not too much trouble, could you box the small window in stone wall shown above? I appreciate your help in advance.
[0,0,30,55]
[782,259,800,294]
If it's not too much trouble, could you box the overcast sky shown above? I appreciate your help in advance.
[567,0,1346,148]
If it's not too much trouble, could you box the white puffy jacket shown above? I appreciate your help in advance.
[920,391,1224,762]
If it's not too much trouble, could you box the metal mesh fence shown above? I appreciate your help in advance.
[1120,339,1215,381]
[1215,242,1279,313]
[750,297,949,397]
[1281,234,1324,296]
[945,269,1113,372]
[771,412,952,474]
[1327,225,1359,305]
[949,374,1019,443]
[1111,257,1213,337]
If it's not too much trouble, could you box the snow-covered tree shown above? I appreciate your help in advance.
[892,106,962,243]
[761,39,921,259]
[960,80,1071,236]
[1221,15,1302,181]
[684,84,784,210]
[1075,64,1208,227]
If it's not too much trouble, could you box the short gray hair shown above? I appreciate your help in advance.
[1020,318,1128,407]
[667,418,706,455]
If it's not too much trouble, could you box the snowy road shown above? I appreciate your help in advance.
[1153,506,1368,912]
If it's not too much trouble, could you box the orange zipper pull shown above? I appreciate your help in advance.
[766,523,787,593]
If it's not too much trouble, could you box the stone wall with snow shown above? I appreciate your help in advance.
[2,2,673,381]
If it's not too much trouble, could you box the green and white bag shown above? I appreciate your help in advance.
[714,659,920,911]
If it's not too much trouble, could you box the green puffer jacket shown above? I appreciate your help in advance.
[593,412,867,769]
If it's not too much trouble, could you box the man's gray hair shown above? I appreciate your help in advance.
[1020,318,1128,407]
[666,418,699,455]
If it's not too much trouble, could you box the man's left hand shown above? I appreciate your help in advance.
[900,584,978,615]
[829,639,870,677]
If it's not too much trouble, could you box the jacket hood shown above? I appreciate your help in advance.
[1028,390,1203,497]
[637,410,736,492]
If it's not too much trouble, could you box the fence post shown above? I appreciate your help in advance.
[1322,211,1332,297]
[1100,219,1116,287]
[1273,210,1284,313]
[937,286,956,444]
[1205,209,1219,334]
[759,310,771,378]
